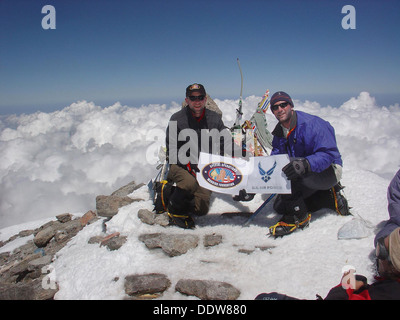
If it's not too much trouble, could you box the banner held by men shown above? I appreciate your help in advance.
[197,152,291,195]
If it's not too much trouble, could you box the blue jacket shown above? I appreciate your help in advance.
[271,110,342,173]
[375,169,400,246]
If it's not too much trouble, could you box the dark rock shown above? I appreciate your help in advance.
[18,229,35,237]
[204,233,223,247]
[105,236,127,251]
[33,227,56,248]
[138,233,162,249]
[0,282,35,300]
[96,195,136,217]
[161,234,199,257]
[56,213,72,223]
[79,210,97,226]
[88,236,103,244]
[124,273,171,297]
[34,220,61,235]
[0,276,57,300]
[0,252,10,266]
[138,209,169,227]
[139,233,199,257]
[111,181,144,198]
[138,209,155,225]
[28,255,53,272]
[175,279,240,300]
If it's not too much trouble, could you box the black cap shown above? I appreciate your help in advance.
[270,91,294,108]
[186,83,206,97]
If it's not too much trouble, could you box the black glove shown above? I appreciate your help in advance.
[186,163,199,176]
[233,189,255,202]
[282,158,310,180]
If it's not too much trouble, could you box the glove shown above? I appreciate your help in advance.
[233,189,255,202]
[282,158,310,180]
[186,162,199,176]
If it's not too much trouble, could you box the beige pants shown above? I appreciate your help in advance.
[167,164,212,215]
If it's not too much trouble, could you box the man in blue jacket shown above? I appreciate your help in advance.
[269,91,350,237]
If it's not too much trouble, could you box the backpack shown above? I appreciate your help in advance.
[153,180,175,214]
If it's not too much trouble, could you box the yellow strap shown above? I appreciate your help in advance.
[269,214,311,236]
[160,180,168,211]
[332,187,341,215]
[167,212,191,228]
[167,212,189,219]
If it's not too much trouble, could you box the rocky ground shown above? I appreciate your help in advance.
[0,181,251,300]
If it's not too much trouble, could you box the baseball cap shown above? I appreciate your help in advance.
[186,83,206,97]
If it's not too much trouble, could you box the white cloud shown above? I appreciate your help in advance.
[0,92,399,228]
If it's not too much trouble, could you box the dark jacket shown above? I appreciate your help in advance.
[271,111,342,173]
[324,277,400,300]
[166,106,231,168]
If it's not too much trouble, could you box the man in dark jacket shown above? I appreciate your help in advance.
[268,91,350,237]
[165,83,235,229]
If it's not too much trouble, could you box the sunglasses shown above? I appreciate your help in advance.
[376,237,391,262]
[188,95,205,101]
[271,102,290,112]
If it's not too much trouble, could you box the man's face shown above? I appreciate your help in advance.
[185,92,207,117]
[271,100,294,128]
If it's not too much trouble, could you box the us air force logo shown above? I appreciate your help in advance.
[201,162,242,188]
[258,160,277,183]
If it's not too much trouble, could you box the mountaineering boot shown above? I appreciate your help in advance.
[154,180,175,214]
[167,187,195,229]
[167,212,195,229]
[303,183,351,216]
[269,211,311,237]
[269,197,311,237]
[333,183,351,216]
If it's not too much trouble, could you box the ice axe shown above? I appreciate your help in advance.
[244,193,276,226]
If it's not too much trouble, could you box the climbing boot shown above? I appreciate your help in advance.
[269,197,311,237]
[167,212,195,229]
[269,212,311,237]
[332,183,351,216]
[304,183,351,216]
[154,180,175,214]
[167,187,195,229]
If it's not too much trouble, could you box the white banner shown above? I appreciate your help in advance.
[197,152,291,195]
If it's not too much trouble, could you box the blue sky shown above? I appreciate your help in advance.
[1,0,399,114]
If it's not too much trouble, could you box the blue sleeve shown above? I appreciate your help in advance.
[374,169,400,245]
[388,169,400,226]
[303,121,341,173]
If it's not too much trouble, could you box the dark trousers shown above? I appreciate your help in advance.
[295,164,339,198]
[167,164,212,216]
[274,165,340,216]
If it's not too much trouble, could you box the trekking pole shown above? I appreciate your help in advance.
[244,193,276,226]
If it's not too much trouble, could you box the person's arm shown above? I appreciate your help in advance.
[303,121,341,173]
[388,170,400,226]
[324,274,370,300]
